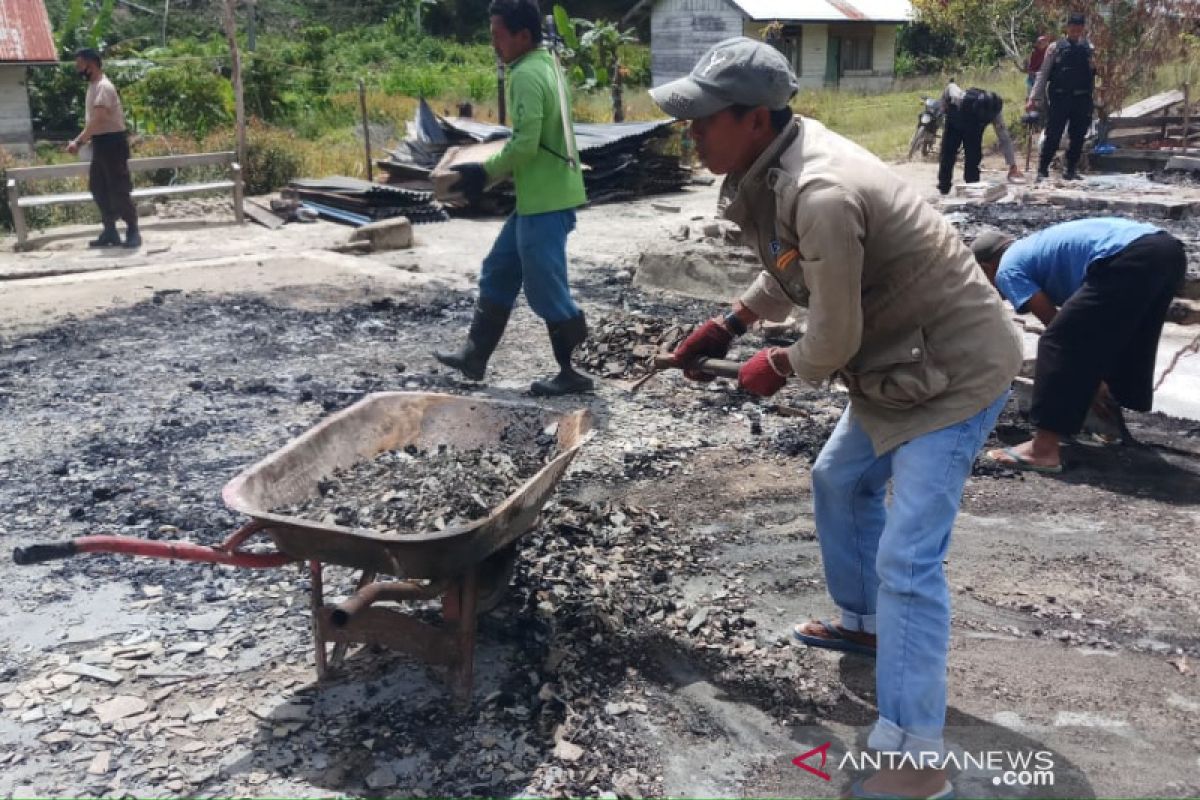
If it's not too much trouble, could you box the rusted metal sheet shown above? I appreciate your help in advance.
[0,0,58,64]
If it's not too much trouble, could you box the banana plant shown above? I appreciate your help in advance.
[551,4,637,121]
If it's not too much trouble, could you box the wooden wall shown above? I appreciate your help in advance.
[0,66,34,154]
[650,0,744,87]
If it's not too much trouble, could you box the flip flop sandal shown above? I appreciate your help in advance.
[985,447,1064,474]
[847,779,955,799]
[791,619,877,657]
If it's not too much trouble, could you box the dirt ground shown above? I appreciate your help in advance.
[0,160,1198,800]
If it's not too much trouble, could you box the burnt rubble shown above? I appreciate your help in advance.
[272,443,556,534]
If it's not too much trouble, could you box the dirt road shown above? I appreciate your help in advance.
[0,165,1197,799]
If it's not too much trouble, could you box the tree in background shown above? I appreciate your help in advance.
[552,5,637,122]
[910,0,1053,70]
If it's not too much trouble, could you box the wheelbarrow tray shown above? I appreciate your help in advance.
[221,391,591,579]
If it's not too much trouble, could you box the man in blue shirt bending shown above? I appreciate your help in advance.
[971,217,1186,472]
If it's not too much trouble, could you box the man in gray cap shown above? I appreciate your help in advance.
[1027,12,1095,181]
[652,37,1022,800]
[972,219,1185,472]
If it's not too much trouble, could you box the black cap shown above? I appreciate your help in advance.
[1068,12,1086,25]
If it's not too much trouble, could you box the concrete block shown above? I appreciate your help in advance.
[954,182,1007,203]
[349,216,413,251]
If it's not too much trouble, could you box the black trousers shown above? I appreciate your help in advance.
[1038,93,1092,175]
[1032,232,1186,435]
[89,132,138,230]
[937,112,984,194]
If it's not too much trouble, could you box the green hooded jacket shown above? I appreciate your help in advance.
[484,48,587,215]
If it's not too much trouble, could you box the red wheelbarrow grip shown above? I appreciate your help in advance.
[13,534,293,569]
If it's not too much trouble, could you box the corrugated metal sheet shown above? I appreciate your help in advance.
[0,0,57,63]
[728,0,912,22]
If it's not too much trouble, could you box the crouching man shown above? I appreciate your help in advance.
[972,218,1186,472]
[652,37,1023,799]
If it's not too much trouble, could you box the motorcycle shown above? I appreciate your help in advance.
[907,96,945,161]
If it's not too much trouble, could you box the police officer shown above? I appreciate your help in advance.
[1027,12,1095,181]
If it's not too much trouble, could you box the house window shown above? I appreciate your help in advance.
[841,35,873,71]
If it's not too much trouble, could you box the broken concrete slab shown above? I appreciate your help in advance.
[1165,155,1200,172]
[93,695,148,725]
[349,216,414,251]
[1042,190,1200,220]
[184,610,228,632]
[64,663,123,685]
[633,247,759,302]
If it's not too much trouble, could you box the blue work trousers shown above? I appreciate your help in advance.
[479,210,580,323]
[811,392,1008,758]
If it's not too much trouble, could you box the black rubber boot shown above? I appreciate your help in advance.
[122,227,142,248]
[89,226,120,248]
[530,313,594,396]
[433,299,511,381]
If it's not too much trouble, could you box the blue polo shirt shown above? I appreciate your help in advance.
[995,218,1161,311]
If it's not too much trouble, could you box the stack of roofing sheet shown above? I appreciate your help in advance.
[288,176,449,227]
[377,99,691,213]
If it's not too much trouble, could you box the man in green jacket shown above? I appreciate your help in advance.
[435,0,592,395]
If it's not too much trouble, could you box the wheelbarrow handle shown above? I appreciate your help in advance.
[652,354,743,379]
[13,541,77,565]
[13,529,293,569]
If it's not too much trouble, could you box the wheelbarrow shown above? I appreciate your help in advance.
[14,392,592,703]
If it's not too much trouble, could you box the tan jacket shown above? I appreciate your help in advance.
[727,118,1023,455]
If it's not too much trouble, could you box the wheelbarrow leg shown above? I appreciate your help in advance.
[309,560,330,680]
[443,567,479,708]
[330,569,376,670]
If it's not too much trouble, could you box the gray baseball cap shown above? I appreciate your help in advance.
[649,37,798,120]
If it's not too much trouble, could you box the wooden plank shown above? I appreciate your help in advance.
[231,163,245,225]
[1113,88,1185,118]
[1108,115,1200,129]
[8,151,236,183]
[243,199,284,230]
[19,181,236,208]
[6,178,28,247]
[7,162,89,181]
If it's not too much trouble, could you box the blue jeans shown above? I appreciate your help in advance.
[478,210,580,324]
[810,392,1009,758]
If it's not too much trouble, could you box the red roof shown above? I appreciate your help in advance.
[0,0,58,64]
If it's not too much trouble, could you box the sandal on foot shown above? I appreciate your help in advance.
[985,447,1063,474]
[848,779,954,799]
[792,619,877,657]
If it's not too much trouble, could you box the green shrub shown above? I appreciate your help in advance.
[383,64,449,98]
[466,68,496,102]
[238,124,304,195]
[125,66,234,139]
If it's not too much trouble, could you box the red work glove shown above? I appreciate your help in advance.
[738,347,791,397]
[673,318,734,382]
